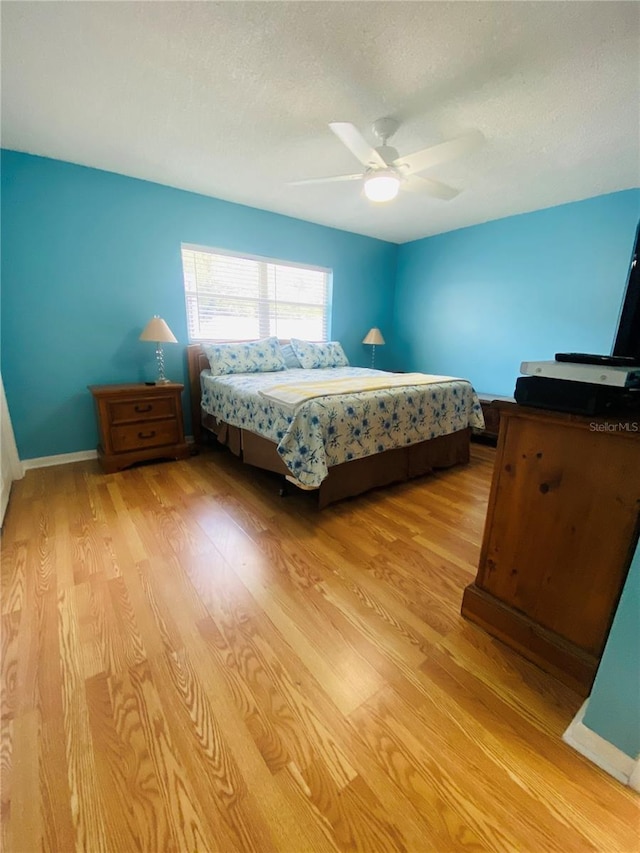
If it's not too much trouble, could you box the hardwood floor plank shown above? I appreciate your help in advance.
[106,667,175,852]
[15,545,42,716]
[105,481,150,564]
[128,659,213,852]
[197,613,308,775]
[250,630,358,791]
[58,586,109,852]
[1,541,27,616]
[39,716,76,853]
[34,581,76,852]
[108,575,148,668]
[8,710,41,853]
[150,647,268,853]
[0,717,12,853]
[1,612,20,721]
[85,672,150,852]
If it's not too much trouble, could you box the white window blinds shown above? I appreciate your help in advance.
[181,244,332,342]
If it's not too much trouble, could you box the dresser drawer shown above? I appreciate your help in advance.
[108,396,175,425]
[111,419,179,453]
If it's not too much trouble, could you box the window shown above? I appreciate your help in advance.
[181,244,332,342]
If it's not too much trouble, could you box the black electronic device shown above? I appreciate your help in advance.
[514,376,640,416]
[555,352,640,367]
[612,223,640,362]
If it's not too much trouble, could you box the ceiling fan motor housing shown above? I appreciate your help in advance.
[372,116,399,143]
[374,144,400,166]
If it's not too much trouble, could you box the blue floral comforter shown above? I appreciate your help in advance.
[201,367,484,488]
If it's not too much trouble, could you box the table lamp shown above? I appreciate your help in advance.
[362,327,385,369]
[140,315,177,384]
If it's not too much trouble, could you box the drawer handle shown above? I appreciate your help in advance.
[134,404,153,413]
[137,430,156,440]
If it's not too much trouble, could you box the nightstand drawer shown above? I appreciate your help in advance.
[111,419,179,453]
[108,396,175,425]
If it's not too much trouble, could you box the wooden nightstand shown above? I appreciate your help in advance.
[89,383,189,473]
[472,394,515,443]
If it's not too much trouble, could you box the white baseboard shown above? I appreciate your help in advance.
[563,699,640,790]
[21,438,194,472]
[22,449,98,471]
[0,480,12,526]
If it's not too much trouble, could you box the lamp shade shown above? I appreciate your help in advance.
[139,316,177,343]
[362,327,385,346]
[363,172,400,203]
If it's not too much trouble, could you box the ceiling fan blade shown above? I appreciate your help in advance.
[396,129,484,176]
[288,173,363,186]
[401,174,460,201]
[329,122,386,169]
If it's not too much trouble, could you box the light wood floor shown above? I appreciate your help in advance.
[1,443,638,852]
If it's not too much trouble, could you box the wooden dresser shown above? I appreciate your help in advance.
[89,383,189,473]
[462,402,640,694]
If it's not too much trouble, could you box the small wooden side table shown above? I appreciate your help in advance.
[472,394,515,443]
[89,383,189,473]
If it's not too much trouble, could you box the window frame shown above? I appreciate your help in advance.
[181,243,333,344]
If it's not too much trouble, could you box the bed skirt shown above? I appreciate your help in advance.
[201,411,470,508]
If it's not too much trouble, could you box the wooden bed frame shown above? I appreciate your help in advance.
[186,344,471,508]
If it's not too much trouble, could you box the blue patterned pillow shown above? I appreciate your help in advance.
[280,343,302,369]
[290,339,349,369]
[203,337,286,376]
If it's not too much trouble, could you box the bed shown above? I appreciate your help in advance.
[187,342,484,508]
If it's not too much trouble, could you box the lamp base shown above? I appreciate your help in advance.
[155,377,172,384]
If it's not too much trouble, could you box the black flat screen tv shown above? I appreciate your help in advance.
[612,223,640,363]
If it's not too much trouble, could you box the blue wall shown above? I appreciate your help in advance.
[1,151,398,459]
[394,191,640,396]
[583,540,640,759]
[3,149,639,460]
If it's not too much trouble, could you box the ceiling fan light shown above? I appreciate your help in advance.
[363,171,400,202]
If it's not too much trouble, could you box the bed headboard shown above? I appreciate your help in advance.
[186,344,209,444]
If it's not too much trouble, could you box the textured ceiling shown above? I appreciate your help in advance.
[2,1,639,243]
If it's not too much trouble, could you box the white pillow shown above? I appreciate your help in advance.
[203,337,286,376]
[290,339,349,369]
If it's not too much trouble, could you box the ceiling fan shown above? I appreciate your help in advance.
[290,118,484,203]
